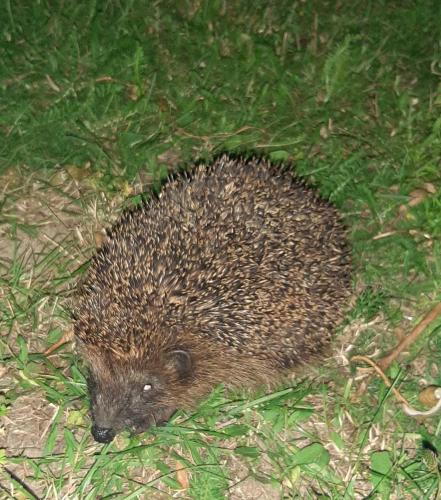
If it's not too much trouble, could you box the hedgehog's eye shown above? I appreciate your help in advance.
[143,384,152,392]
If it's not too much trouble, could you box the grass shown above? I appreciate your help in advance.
[1,0,441,497]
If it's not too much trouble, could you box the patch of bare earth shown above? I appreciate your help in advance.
[0,168,123,496]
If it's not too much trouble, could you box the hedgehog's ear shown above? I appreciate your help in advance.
[165,349,193,380]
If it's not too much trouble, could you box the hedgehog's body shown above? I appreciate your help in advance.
[74,156,351,443]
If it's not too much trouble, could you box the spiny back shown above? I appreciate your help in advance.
[74,155,351,368]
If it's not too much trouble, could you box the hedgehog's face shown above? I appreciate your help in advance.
[87,370,173,443]
[86,349,193,443]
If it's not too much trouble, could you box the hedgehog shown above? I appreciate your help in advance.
[73,155,352,443]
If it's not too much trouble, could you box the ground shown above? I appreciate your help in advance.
[1,1,440,498]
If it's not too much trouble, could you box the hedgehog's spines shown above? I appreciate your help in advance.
[74,155,352,426]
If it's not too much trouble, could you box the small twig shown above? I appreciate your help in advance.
[351,356,441,418]
[350,355,410,406]
[43,329,74,356]
[372,231,396,240]
[378,302,441,371]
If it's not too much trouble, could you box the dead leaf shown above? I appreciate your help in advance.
[65,164,91,181]
[419,386,441,408]
[157,149,182,168]
[408,188,429,207]
[423,182,436,194]
[126,84,140,102]
[94,231,106,248]
[45,74,60,92]
[176,461,190,490]
[319,125,329,139]
[96,76,114,82]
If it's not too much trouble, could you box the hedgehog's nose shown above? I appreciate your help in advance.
[92,426,115,443]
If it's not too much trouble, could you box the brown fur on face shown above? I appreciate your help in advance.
[73,155,352,443]
[80,339,277,442]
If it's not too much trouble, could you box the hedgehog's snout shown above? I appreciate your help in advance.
[92,425,115,443]
[87,368,179,442]
[90,409,172,443]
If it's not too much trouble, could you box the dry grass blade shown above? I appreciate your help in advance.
[378,302,441,371]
